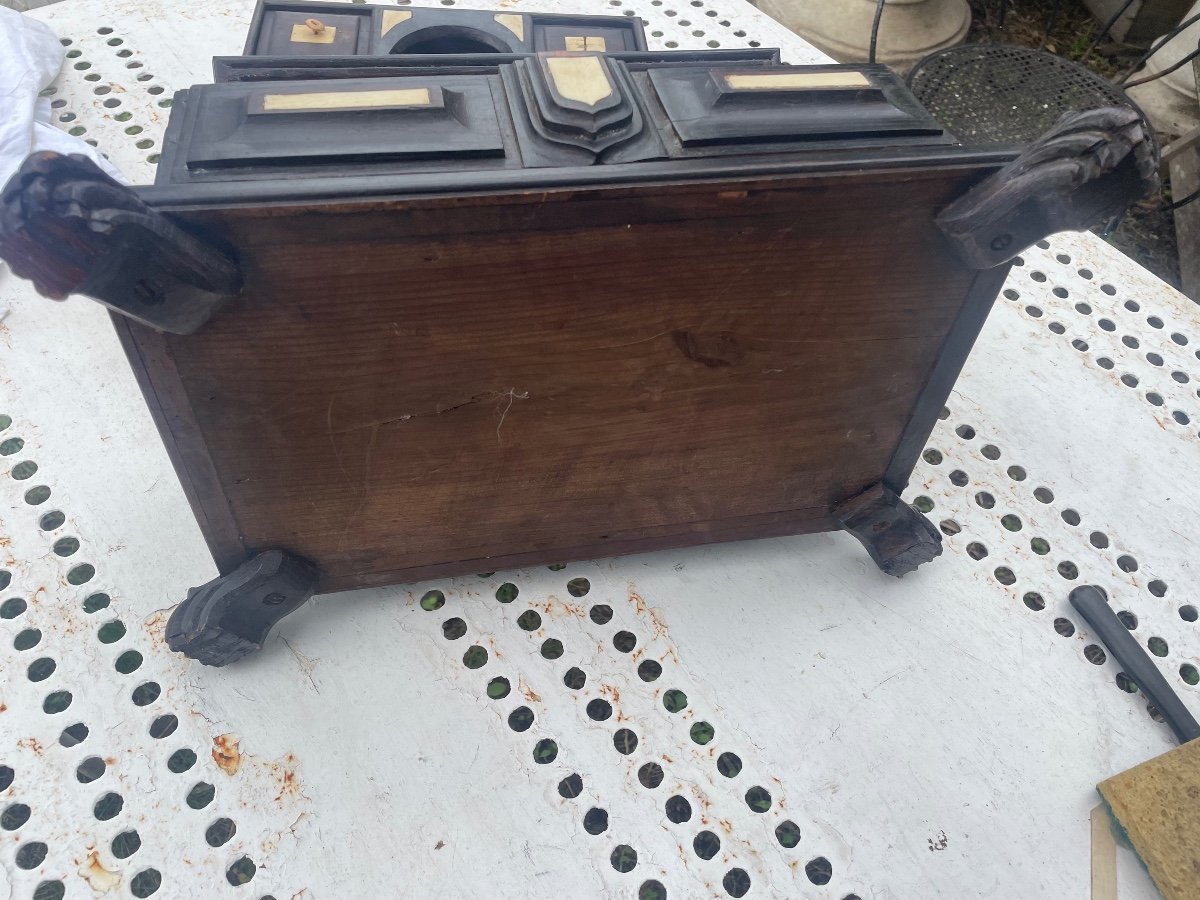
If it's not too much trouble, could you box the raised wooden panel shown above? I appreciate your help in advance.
[181,75,508,174]
[123,168,991,590]
[258,10,364,55]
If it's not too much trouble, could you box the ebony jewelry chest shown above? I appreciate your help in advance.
[0,3,1156,663]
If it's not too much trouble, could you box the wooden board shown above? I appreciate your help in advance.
[116,165,998,590]
[1170,145,1200,302]
[1090,805,1118,900]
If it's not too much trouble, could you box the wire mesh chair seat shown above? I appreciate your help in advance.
[908,44,1154,146]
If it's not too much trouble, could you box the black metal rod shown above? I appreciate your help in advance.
[869,0,886,65]
[1165,184,1200,212]
[1120,10,1200,83]
[1041,0,1065,49]
[1125,45,1200,88]
[1084,0,1138,60]
[1070,585,1200,745]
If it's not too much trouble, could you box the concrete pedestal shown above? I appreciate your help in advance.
[1083,0,1194,43]
[1141,0,1200,100]
[1125,0,1200,138]
[756,0,970,71]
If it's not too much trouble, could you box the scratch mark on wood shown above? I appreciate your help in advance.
[495,388,529,447]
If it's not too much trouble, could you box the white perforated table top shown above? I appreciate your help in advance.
[1,1,1198,898]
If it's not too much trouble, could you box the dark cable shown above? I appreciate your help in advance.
[1164,185,1200,211]
[1040,0,1064,50]
[1119,10,1200,83]
[869,0,886,65]
[1124,45,1200,87]
[998,0,1009,33]
[1083,0,1137,60]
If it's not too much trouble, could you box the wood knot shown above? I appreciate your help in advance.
[671,329,743,368]
[304,17,326,34]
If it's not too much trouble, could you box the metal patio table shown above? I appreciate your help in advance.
[1,0,1197,897]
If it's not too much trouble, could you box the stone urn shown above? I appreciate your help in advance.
[1121,0,1200,136]
[756,0,971,71]
[1140,0,1200,100]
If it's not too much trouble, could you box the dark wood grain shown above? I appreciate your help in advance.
[121,166,992,590]
[110,315,249,573]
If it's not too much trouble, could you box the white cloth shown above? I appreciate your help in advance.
[0,7,126,188]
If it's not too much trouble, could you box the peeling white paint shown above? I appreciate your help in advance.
[0,1,1193,898]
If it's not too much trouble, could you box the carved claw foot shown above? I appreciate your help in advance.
[833,482,942,577]
[0,151,240,333]
[937,106,1158,269]
[166,550,320,666]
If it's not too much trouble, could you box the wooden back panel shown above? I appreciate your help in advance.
[118,166,995,590]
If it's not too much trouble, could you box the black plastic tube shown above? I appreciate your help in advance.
[1070,585,1200,745]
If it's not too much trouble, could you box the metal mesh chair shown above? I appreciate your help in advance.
[908,44,1155,148]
